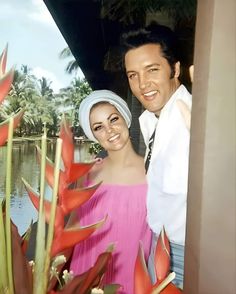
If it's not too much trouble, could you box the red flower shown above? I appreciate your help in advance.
[134,243,152,294]
[25,116,104,258]
[154,228,171,282]
[134,228,182,293]
[0,45,23,146]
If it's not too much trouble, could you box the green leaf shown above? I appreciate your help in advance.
[103,284,121,294]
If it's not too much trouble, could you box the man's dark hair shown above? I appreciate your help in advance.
[120,22,180,78]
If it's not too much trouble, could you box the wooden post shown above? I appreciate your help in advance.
[184,0,236,293]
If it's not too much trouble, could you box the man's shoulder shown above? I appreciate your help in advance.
[177,84,192,101]
[174,85,192,130]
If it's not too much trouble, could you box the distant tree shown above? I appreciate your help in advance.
[2,66,57,136]
[58,77,92,136]
[59,47,80,74]
[37,76,53,99]
[1,61,92,137]
[3,66,36,135]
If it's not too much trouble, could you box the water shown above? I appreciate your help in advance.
[0,140,93,235]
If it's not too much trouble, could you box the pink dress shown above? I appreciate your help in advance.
[70,183,152,294]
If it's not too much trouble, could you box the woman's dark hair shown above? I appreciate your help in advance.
[120,23,180,78]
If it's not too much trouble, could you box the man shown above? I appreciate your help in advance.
[121,23,192,288]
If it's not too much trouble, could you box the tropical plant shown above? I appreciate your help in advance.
[0,45,119,294]
[59,47,80,75]
[2,65,53,136]
[0,45,27,293]
[134,228,182,294]
[58,77,92,135]
[0,45,24,145]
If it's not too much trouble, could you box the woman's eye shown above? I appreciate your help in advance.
[93,125,102,131]
[110,116,119,123]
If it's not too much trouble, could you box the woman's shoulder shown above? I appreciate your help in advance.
[88,155,146,185]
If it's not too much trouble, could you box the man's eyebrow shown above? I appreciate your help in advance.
[126,63,161,74]
[145,63,161,68]
[126,70,136,74]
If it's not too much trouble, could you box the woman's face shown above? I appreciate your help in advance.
[89,103,130,151]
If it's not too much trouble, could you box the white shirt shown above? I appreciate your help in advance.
[139,85,192,245]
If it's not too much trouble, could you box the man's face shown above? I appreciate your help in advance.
[125,43,180,116]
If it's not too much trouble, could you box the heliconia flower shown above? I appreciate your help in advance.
[23,179,65,231]
[134,243,152,294]
[24,175,102,231]
[0,67,14,104]
[77,244,115,293]
[59,116,74,172]
[0,45,15,104]
[23,114,109,291]
[11,222,33,294]
[59,115,97,182]
[134,228,182,294]
[48,245,115,294]
[35,146,67,194]
[36,145,96,196]
[51,217,106,257]
[60,182,101,214]
[58,244,115,294]
[154,227,171,281]
[23,175,107,258]
[153,281,182,294]
[0,46,23,147]
[0,44,8,75]
[0,109,24,146]
[65,161,97,185]
[21,220,33,255]
[60,116,98,182]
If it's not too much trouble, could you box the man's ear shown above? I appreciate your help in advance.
[189,65,194,83]
[174,61,181,78]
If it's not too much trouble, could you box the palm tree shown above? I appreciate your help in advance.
[37,76,53,99]
[59,47,80,74]
[2,66,37,135]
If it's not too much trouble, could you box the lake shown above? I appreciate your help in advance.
[0,140,93,235]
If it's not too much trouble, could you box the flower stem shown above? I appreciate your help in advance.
[43,138,62,292]
[5,117,14,294]
[0,200,8,290]
[33,130,47,294]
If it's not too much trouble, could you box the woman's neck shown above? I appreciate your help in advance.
[106,140,137,167]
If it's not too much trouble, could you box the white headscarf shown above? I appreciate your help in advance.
[79,90,132,142]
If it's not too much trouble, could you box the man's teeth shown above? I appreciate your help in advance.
[144,91,157,96]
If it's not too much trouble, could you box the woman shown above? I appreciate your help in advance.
[70,90,151,294]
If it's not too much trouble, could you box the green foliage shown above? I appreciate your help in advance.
[58,77,92,135]
[0,65,91,137]
[59,47,80,74]
[89,142,103,156]
[100,0,197,26]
